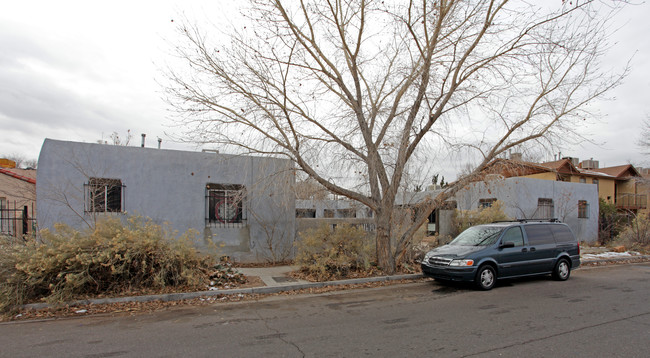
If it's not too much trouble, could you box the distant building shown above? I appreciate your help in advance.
[297,174,599,243]
[0,159,36,237]
[453,177,598,242]
[36,139,295,263]
[295,198,375,234]
[482,156,647,214]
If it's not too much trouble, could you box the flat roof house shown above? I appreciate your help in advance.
[36,139,295,262]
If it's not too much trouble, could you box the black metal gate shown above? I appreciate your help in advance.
[0,201,36,238]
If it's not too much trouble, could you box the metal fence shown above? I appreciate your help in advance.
[0,200,36,238]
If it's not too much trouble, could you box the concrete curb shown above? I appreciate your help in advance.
[580,255,650,265]
[22,273,425,311]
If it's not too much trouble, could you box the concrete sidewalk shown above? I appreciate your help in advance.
[236,265,310,287]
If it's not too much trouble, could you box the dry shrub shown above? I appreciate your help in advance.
[615,214,650,252]
[295,224,375,281]
[452,201,510,236]
[0,216,214,313]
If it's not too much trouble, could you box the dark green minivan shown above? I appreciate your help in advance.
[420,220,581,290]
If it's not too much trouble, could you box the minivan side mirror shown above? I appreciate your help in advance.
[500,241,515,249]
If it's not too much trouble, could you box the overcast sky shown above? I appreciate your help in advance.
[1,1,648,176]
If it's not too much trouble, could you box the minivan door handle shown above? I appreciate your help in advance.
[530,247,536,252]
[521,248,528,253]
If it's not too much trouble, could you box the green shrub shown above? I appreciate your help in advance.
[452,201,510,236]
[294,224,375,281]
[599,198,627,245]
[0,216,214,313]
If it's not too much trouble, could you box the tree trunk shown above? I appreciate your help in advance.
[375,209,396,274]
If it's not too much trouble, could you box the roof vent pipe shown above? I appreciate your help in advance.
[141,133,146,148]
[157,138,162,149]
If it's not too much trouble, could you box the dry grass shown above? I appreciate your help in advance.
[294,223,376,281]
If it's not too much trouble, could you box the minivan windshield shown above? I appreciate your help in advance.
[449,226,503,246]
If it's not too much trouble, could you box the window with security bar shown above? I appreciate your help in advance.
[85,178,124,213]
[478,198,496,209]
[578,200,589,218]
[206,183,246,227]
[535,198,554,219]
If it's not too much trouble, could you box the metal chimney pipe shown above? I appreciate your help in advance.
[157,138,162,149]
[141,133,146,147]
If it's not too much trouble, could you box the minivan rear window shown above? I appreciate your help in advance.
[524,225,555,245]
[550,225,575,243]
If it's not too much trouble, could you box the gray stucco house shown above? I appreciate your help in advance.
[36,139,295,262]
[403,176,599,242]
[453,177,598,242]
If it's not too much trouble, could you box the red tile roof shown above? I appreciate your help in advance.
[0,168,36,184]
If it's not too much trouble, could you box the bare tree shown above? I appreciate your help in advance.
[166,0,627,273]
[639,118,650,156]
[1,154,37,169]
[97,130,133,146]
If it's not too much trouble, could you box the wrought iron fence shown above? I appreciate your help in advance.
[0,201,36,238]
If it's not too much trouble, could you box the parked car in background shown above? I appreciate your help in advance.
[421,220,581,290]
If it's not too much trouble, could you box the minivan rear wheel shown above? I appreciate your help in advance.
[475,265,496,290]
[552,258,570,281]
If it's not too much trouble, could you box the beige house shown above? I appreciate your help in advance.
[0,159,37,237]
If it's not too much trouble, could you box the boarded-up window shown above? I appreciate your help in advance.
[535,198,554,219]
[578,200,589,219]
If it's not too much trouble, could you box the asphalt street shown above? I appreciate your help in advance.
[1,263,649,357]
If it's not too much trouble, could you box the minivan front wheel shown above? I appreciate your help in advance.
[475,265,496,290]
[552,258,571,281]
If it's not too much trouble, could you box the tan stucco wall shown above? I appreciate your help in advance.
[0,172,36,211]
[617,179,636,195]
[524,172,557,181]
[570,175,584,183]
[597,179,616,203]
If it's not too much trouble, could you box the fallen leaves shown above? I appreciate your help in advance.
[2,278,424,322]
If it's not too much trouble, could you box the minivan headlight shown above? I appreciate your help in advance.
[449,259,474,267]
[423,252,434,261]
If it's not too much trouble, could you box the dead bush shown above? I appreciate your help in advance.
[0,216,218,313]
[614,213,650,252]
[294,224,375,281]
[452,201,510,236]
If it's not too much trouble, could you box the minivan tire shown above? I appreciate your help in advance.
[552,258,571,281]
[475,265,496,290]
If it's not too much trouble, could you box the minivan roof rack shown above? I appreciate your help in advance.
[492,218,561,224]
